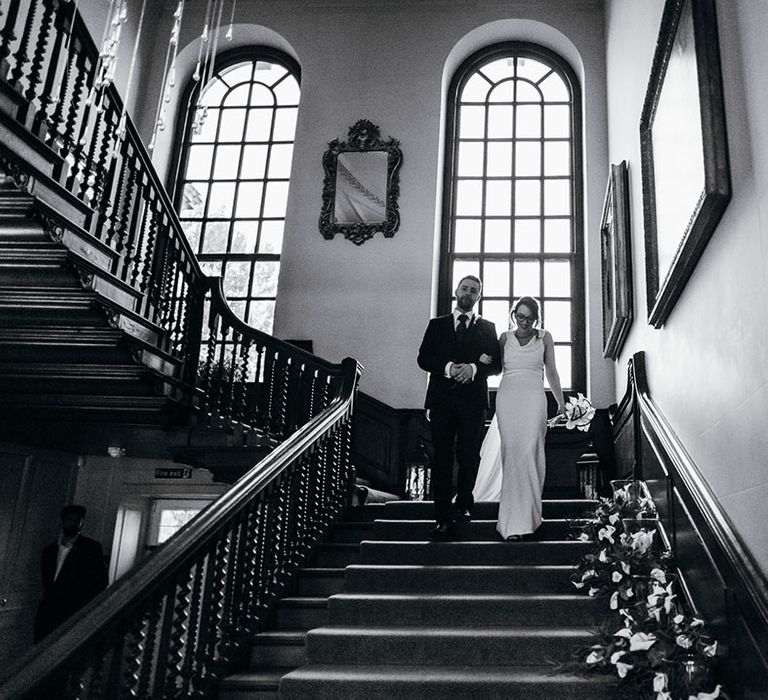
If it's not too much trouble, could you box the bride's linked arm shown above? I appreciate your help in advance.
[542,331,567,416]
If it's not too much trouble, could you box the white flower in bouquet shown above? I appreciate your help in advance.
[563,393,596,431]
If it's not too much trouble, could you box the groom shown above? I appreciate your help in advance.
[417,275,501,538]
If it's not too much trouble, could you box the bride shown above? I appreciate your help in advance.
[474,297,566,541]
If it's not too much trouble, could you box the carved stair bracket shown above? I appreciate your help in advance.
[40,212,65,242]
[100,303,122,330]
[0,152,31,192]
[129,343,145,367]
[72,263,95,291]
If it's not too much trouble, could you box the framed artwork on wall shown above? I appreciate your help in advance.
[601,160,633,360]
[639,0,730,328]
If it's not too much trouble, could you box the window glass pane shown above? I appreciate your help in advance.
[231,222,258,253]
[515,105,541,138]
[544,260,570,296]
[514,180,540,216]
[516,58,550,83]
[514,219,540,253]
[185,145,214,180]
[484,219,511,253]
[539,72,569,102]
[263,181,289,218]
[181,220,202,252]
[515,141,541,177]
[245,109,272,141]
[199,79,227,108]
[515,80,541,102]
[223,261,251,297]
[544,141,570,176]
[200,260,221,276]
[459,106,486,138]
[207,182,235,218]
[489,81,515,103]
[513,260,540,297]
[452,260,480,291]
[461,72,491,102]
[482,261,509,297]
[454,219,481,253]
[256,61,287,83]
[485,180,511,216]
[249,83,274,107]
[480,58,515,83]
[251,261,280,296]
[191,108,219,142]
[273,107,299,140]
[486,142,512,177]
[212,144,241,179]
[553,345,572,388]
[248,300,276,332]
[481,300,511,335]
[180,183,208,218]
[457,142,485,177]
[235,182,263,217]
[544,105,570,138]
[267,144,294,179]
[201,221,229,253]
[259,221,285,253]
[543,300,571,342]
[544,219,572,252]
[274,75,300,104]
[544,179,571,216]
[487,106,513,138]
[241,144,268,179]
[224,83,251,107]
[221,62,253,85]
[218,109,247,141]
[456,180,483,216]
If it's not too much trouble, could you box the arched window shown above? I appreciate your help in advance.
[441,43,585,390]
[172,48,300,333]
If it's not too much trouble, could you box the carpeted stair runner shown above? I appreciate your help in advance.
[219,500,614,699]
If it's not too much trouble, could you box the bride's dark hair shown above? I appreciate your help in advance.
[511,296,540,326]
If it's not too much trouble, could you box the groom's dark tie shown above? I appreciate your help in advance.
[456,313,468,341]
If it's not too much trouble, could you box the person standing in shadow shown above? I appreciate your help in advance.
[34,505,109,643]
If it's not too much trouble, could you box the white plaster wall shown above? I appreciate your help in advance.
[605,0,768,574]
[134,0,611,409]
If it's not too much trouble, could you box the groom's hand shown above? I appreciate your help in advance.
[451,363,474,383]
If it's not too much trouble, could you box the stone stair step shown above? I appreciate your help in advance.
[313,543,361,568]
[251,631,306,667]
[297,568,346,597]
[276,597,329,629]
[304,625,596,666]
[328,593,603,627]
[0,362,156,395]
[279,664,615,699]
[327,521,374,543]
[371,518,573,541]
[0,287,102,324]
[359,540,592,566]
[0,326,126,362]
[343,564,574,595]
[381,500,596,520]
[343,504,387,522]
[219,667,287,700]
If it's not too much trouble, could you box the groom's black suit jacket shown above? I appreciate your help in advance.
[417,314,502,410]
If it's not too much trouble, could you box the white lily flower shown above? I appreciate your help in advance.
[676,634,693,649]
[612,571,623,583]
[693,684,721,699]
[629,632,656,651]
[610,590,619,610]
[588,586,600,597]
[703,641,718,657]
[613,628,632,639]
[650,568,666,583]
[691,618,705,628]
[616,660,634,678]
[581,569,596,582]
[598,525,616,543]
[610,650,626,665]
[621,561,631,575]
[609,512,620,525]
[674,614,685,625]
[585,650,603,665]
[657,693,672,700]
[653,672,668,692]
[572,580,585,589]
[599,549,609,563]
[578,532,590,541]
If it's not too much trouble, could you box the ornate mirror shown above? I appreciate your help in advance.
[319,119,402,245]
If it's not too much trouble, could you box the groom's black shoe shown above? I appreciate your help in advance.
[430,521,454,540]
[455,508,472,522]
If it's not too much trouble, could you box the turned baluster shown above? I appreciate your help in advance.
[8,0,36,89]
[162,571,194,698]
[209,532,232,670]
[128,186,150,289]
[23,0,55,110]
[121,614,150,699]
[136,600,162,699]
[251,497,272,630]
[179,559,206,698]
[190,546,218,698]
[32,0,66,137]
[0,0,22,72]
[241,503,261,635]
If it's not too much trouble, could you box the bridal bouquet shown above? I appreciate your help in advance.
[548,393,596,430]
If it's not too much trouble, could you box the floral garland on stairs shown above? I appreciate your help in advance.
[567,480,727,700]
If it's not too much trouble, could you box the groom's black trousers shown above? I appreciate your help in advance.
[429,395,485,523]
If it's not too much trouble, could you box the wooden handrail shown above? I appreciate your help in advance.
[0,357,362,699]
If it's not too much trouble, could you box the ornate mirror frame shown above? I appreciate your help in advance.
[319,119,402,246]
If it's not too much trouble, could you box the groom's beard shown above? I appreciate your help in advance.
[456,296,476,312]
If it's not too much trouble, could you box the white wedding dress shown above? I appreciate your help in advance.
[473,331,547,538]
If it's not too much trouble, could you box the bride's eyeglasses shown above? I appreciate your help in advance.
[514,312,535,324]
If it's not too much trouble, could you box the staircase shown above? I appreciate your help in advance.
[0,178,191,449]
[220,500,615,699]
